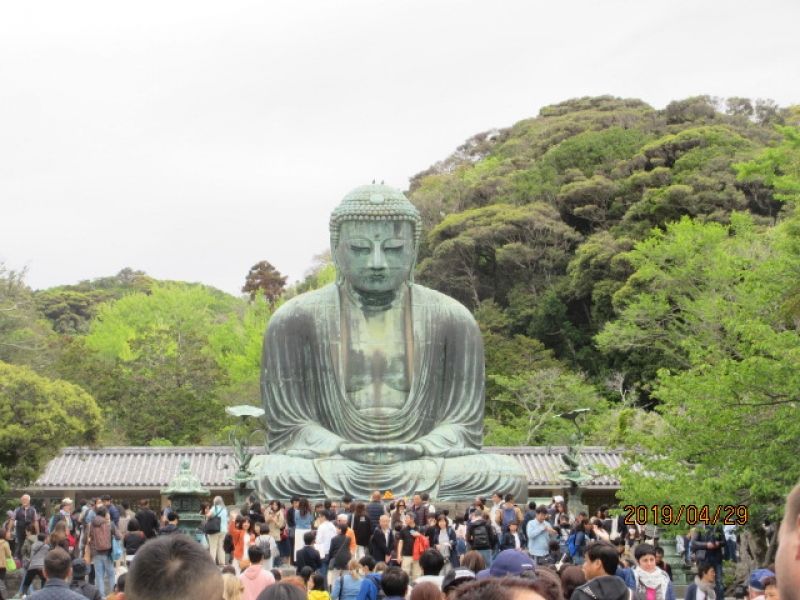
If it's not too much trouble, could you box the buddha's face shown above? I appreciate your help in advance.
[335,220,415,294]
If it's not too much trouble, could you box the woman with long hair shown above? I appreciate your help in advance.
[223,572,244,600]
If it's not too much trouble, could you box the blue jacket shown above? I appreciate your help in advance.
[356,573,382,600]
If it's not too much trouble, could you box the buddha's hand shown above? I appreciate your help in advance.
[338,442,424,464]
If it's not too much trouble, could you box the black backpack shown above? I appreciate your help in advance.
[257,535,272,560]
[223,533,234,554]
[471,524,490,549]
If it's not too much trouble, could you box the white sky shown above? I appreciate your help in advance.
[2,0,799,295]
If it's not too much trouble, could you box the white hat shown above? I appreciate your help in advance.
[553,495,564,503]
[62,498,73,505]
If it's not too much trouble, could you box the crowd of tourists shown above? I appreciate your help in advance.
[1,484,797,600]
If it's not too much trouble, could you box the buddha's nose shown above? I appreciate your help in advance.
[369,244,387,269]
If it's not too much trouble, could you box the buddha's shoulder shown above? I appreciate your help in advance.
[410,284,476,321]
[270,285,337,321]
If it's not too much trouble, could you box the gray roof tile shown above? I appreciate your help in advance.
[33,446,622,490]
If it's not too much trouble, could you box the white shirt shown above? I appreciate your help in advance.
[315,520,337,558]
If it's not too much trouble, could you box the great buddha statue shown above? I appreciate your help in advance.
[251,184,527,500]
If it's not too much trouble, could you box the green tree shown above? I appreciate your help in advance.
[34,268,153,334]
[605,211,800,529]
[242,261,288,304]
[0,361,102,489]
[0,264,56,371]
[78,283,241,443]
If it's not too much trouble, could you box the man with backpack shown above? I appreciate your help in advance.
[85,506,120,598]
[496,494,524,534]
[527,506,557,565]
[466,510,495,567]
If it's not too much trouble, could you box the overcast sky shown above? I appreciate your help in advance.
[2,0,798,295]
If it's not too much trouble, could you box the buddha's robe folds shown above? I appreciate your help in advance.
[251,283,527,500]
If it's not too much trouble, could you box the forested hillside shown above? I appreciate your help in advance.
[1,95,799,518]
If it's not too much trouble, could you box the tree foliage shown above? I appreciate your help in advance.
[242,260,288,303]
[612,210,800,523]
[0,361,102,489]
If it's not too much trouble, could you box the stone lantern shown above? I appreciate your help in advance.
[161,459,210,538]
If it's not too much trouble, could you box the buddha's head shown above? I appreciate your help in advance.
[330,184,422,299]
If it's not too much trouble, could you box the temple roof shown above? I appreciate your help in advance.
[30,446,623,493]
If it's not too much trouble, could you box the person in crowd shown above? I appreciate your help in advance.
[49,499,74,535]
[336,514,358,556]
[380,567,410,600]
[441,567,476,597]
[776,481,800,600]
[450,578,547,600]
[126,534,223,600]
[13,495,39,560]
[122,517,146,564]
[631,543,675,600]
[428,514,457,569]
[158,511,180,535]
[412,548,445,589]
[690,525,724,600]
[352,504,372,560]
[307,572,331,600]
[331,558,365,600]
[100,496,120,527]
[134,499,159,540]
[328,523,354,585]
[240,546,276,600]
[527,507,557,565]
[465,510,495,568]
[570,540,628,600]
[292,498,314,556]
[410,581,444,600]
[499,521,524,552]
[366,492,387,526]
[496,494,524,534]
[28,548,86,600]
[68,558,101,600]
[653,546,672,581]
[355,556,383,600]
[473,548,534,581]
[85,505,120,597]
[390,500,407,531]
[368,514,394,564]
[207,496,229,566]
[315,511,338,581]
[22,532,50,595]
[397,513,423,580]
[762,575,779,600]
[0,527,12,599]
[684,563,717,600]
[49,521,72,555]
[295,531,322,573]
[459,550,486,574]
[255,581,307,600]
[223,572,244,600]
[253,521,280,571]
[569,521,591,566]
[590,518,610,543]
[560,565,587,600]
[747,568,776,600]
[229,514,254,572]
[265,501,287,565]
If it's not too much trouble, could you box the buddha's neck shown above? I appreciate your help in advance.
[344,284,404,312]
